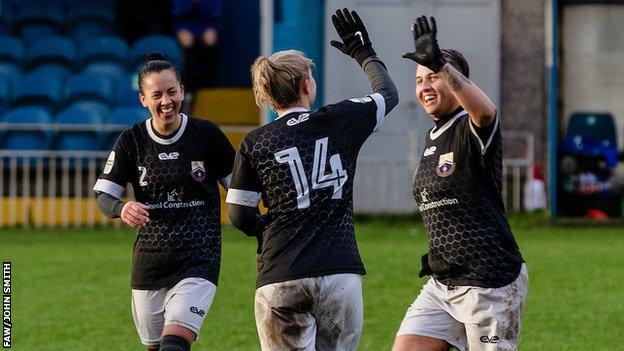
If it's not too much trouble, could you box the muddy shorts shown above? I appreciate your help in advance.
[254,273,363,351]
[131,277,217,346]
[396,264,528,351]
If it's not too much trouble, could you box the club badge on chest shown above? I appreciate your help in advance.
[191,161,206,182]
[436,152,455,177]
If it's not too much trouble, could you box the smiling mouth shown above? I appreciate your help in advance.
[423,94,436,104]
[161,106,174,114]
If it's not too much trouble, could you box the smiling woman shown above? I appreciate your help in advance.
[91,52,236,351]
[138,55,186,135]
[394,16,526,351]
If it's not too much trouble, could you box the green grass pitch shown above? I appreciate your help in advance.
[1,218,623,350]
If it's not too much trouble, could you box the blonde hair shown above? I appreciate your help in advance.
[251,50,314,110]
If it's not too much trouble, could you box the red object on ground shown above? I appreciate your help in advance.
[585,209,608,220]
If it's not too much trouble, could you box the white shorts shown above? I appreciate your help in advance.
[254,273,363,351]
[131,277,217,346]
[397,264,528,351]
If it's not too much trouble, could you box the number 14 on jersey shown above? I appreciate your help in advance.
[275,137,348,209]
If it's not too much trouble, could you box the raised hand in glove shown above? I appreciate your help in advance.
[402,16,446,73]
[330,8,376,66]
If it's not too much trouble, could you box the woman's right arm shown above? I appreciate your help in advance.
[330,8,398,114]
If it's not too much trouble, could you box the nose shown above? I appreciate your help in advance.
[160,94,172,105]
[420,79,432,90]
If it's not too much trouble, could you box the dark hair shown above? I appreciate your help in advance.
[137,52,182,93]
[441,49,469,78]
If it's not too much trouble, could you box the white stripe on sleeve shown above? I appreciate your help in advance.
[369,92,386,132]
[468,114,499,155]
[226,188,262,207]
[93,179,125,199]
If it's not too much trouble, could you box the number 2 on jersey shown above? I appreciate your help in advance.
[274,137,348,209]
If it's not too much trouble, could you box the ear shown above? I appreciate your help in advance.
[139,93,148,108]
[301,76,311,95]
[180,84,185,100]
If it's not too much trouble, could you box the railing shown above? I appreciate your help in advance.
[502,131,535,212]
[0,150,119,227]
[354,130,535,214]
[0,131,535,227]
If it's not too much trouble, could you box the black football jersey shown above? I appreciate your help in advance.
[412,108,524,288]
[93,114,235,289]
[227,94,386,288]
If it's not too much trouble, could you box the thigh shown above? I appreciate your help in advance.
[131,288,167,346]
[396,279,467,351]
[465,265,529,351]
[314,274,363,351]
[254,279,317,351]
[163,277,217,338]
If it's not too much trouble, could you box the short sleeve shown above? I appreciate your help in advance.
[468,112,500,156]
[327,92,386,146]
[92,131,133,199]
[226,139,263,207]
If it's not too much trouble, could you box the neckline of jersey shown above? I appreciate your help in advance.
[277,107,310,118]
[145,113,188,145]
[429,109,467,140]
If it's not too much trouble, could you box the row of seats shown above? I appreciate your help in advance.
[0,104,148,151]
[0,0,115,43]
[0,69,142,114]
[0,34,183,80]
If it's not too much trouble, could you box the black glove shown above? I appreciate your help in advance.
[402,16,446,73]
[330,8,376,66]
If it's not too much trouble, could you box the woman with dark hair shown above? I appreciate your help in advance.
[93,53,235,351]
[393,17,527,351]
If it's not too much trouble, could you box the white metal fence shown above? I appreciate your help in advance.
[0,150,119,227]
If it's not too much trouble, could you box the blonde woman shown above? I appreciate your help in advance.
[225,8,398,351]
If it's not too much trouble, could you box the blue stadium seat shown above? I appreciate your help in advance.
[106,106,148,148]
[0,63,22,82]
[11,71,64,112]
[0,36,25,66]
[0,2,15,35]
[116,73,143,108]
[564,112,619,168]
[2,106,52,150]
[54,103,107,151]
[109,106,148,126]
[65,72,115,107]
[26,36,77,72]
[0,74,11,114]
[567,112,618,149]
[78,35,129,68]
[82,62,125,82]
[28,64,72,82]
[14,1,64,42]
[67,1,115,42]
[130,35,184,71]
[66,101,110,118]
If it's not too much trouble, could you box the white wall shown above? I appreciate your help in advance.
[562,4,624,144]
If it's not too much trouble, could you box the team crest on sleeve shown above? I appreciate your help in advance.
[103,151,115,174]
[436,152,455,177]
[191,161,206,182]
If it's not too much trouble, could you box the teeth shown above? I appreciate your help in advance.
[424,95,435,103]
[162,107,173,113]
